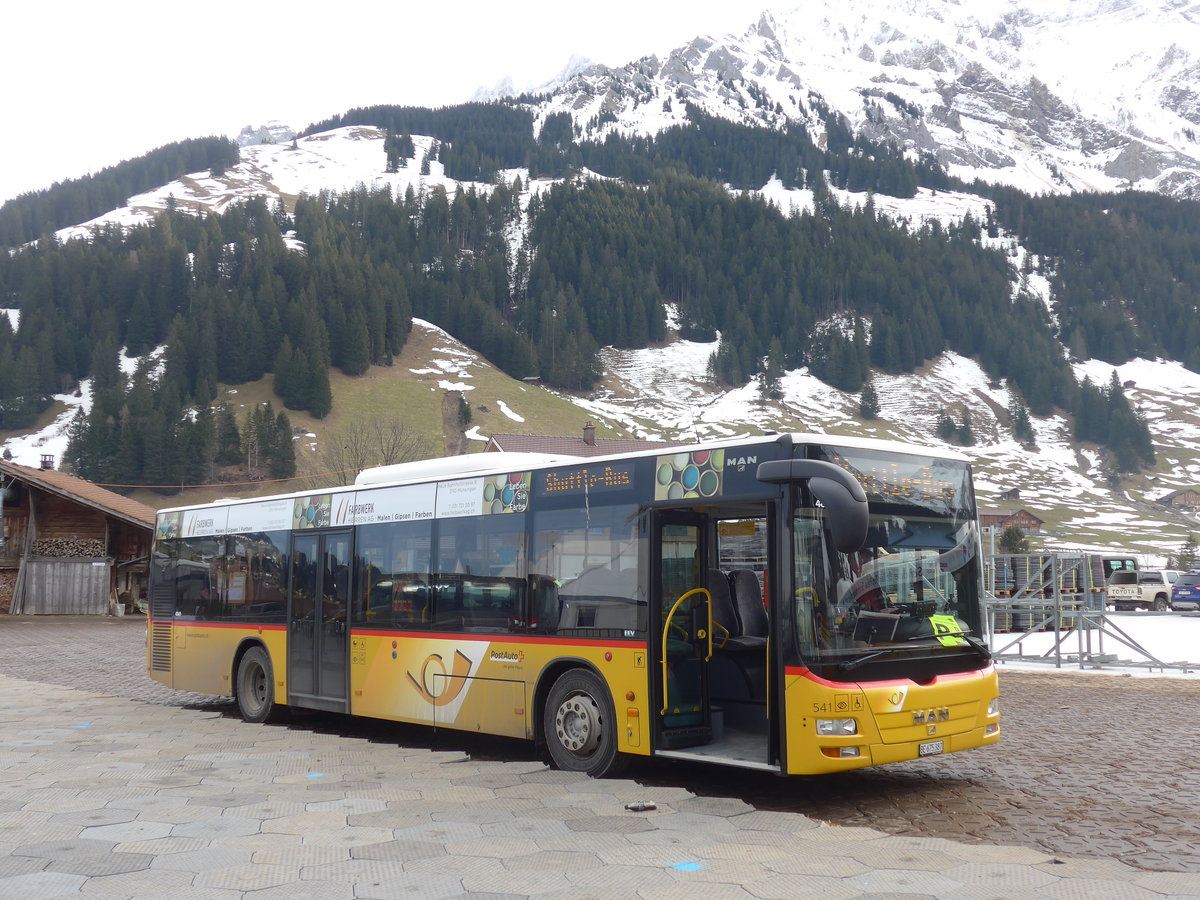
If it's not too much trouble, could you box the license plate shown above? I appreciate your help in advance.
[919,740,944,756]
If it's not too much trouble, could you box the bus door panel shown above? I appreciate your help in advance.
[287,530,352,712]
[652,511,713,749]
[288,534,319,699]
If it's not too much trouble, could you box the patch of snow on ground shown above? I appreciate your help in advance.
[496,400,524,423]
[3,380,92,468]
[992,613,1200,675]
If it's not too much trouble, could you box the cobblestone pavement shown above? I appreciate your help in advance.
[4,615,1200,884]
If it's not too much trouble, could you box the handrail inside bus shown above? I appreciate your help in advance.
[660,587,712,716]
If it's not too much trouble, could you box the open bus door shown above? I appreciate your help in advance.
[652,511,714,749]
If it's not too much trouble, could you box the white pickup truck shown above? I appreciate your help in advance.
[1106,570,1182,611]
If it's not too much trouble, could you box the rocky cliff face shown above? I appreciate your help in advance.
[536,0,1200,199]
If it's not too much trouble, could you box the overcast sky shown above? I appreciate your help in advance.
[1,0,762,204]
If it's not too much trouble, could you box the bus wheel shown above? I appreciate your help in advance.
[236,646,281,724]
[544,669,623,777]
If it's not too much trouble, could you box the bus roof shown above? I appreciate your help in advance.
[156,432,969,518]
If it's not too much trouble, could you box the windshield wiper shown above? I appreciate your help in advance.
[836,631,991,673]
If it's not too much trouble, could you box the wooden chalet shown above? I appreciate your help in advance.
[484,421,682,458]
[1157,488,1200,513]
[979,508,1045,535]
[0,457,156,615]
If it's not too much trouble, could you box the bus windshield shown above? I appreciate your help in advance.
[793,448,985,673]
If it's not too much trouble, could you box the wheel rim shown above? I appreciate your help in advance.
[244,661,267,713]
[554,691,602,756]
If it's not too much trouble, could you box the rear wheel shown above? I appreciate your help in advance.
[543,669,624,777]
[236,645,283,723]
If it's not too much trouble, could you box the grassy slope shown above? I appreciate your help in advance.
[127,322,616,511]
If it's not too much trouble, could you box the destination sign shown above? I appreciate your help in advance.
[817,447,966,511]
[541,464,634,495]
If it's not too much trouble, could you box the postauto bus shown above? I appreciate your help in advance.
[147,433,998,776]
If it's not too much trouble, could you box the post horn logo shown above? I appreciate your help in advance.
[407,649,473,707]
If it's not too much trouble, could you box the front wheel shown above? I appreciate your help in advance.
[1152,595,1169,612]
[543,669,624,777]
[236,645,284,723]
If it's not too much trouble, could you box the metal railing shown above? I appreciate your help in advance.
[985,552,1196,673]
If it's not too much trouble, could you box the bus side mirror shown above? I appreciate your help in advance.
[756,459,869,554]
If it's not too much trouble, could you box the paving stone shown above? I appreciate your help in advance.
[444,835,541,859]
[642,882,759,899]
[79,820,173,842]
[392,821,484,843]
[0,854,48,877]
[844,865,971,893]
[171,816,261,839]
[352,871,464,899]
[563,862,678,894]
[431,807,516,825]
[46,851,154,877]
[302,858,410,883]
[402,853,507,879]
[192,861,297,891]
[1133,871,1200,894]
[0,870,88,898]
[113,835,212,855]
[46,808,137,828]
[502,849,604,872]
[149,846,253,872]
[1035,878,1169,899]
[460,867,572,895]
[301,826,399,849]
[743,873,865,899]
[565,814,656,834]
[244,880,357,899]
[351,839,447,862]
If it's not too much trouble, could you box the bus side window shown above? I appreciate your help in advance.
[530,504,642,637]
[435,514,525,633]
[354,521,432,627]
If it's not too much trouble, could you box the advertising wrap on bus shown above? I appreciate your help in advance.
[147,433,998,777]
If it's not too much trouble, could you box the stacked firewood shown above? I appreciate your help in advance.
[31,538,107,558]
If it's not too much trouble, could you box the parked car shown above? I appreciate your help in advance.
[1171,571,1200,612]
[1107,569,1182,611]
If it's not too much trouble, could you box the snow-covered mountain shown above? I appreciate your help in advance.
[8,1,1200,565]
[537,0,1200,198]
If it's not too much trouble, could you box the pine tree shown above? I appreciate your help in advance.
[215,403,242,466]
[270,410,296,479]
[859,381,880,420]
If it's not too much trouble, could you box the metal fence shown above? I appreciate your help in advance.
[985,552,1195,673]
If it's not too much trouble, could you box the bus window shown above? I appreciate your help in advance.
[169,537,222,619]
[530,505,642,638]
[434,514,525,633]
[353,520,432,627]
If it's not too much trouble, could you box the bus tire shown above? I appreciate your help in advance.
[544,669,624,777]
[236,645,282,724]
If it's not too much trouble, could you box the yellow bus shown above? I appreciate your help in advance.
[147,433,999,776]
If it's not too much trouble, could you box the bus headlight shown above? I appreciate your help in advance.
[816,718,858,736]
[987,698,999,717]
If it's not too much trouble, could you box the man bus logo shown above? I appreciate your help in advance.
[407,649,473,707]
[726,455,757,468]
[912,707,950,725]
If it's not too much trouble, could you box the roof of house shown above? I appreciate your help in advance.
[1158,488,1200,502]
[979,508,1045,525]
[0,461,156,530]
[484,433,683,458]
